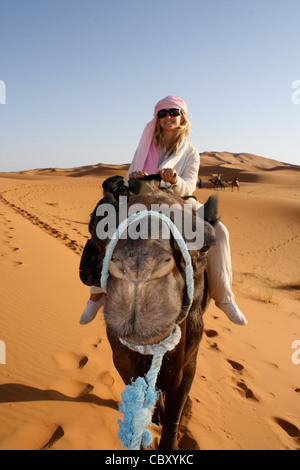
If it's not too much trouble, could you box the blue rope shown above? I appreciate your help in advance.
[118,325,182,450]
[100,210,194,450]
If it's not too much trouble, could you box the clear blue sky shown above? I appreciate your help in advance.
[1,0,299,172]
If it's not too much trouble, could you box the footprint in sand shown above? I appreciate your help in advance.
[41,426,65,450]
[236,380,259,402]
[98,371,115,387]
[205,329,218,338]
[274,417,300,447]
[49,378,94,398]
[0,259,23,268]
[227,359,244,372]
[178,397,201,450]
[205,329,220,350]
[0,421,65,451]
[13,261,23,267]
[53,352,88,371]
[79,335,102,350]
[3,231,13,239]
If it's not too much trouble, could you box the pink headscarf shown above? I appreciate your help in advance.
[127,95,188,176]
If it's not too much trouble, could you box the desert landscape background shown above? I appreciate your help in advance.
[0,151,299,450]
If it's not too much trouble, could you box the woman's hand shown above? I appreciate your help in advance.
[159,168,178,184]
[129,171,148,179]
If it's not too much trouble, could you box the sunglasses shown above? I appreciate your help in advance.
[157,108,181,119]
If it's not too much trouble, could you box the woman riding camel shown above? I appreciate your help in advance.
[79,95,247,326]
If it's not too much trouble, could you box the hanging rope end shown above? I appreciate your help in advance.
[117,376,160,450]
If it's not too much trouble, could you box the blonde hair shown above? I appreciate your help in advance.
[153,110,192,157]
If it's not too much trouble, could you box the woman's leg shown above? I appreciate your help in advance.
[207,221,247,325]
[90,285,103,301]
[79,286,106,325]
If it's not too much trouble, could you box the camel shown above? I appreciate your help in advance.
[209,177,226,191]
[228,177,240,192]
[95,187,218,450]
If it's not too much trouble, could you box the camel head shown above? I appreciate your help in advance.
[102,192,217,347]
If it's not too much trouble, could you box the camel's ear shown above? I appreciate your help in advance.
[201,221,216,252]
[203,195,219,227]
[179,221,216,272]
[174,217,215,272]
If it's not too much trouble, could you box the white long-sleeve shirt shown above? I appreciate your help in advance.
[126,138,200,198]
[157,139,200,197]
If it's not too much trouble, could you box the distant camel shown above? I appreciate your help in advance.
[228,177,240,192]
[209,177,226,191]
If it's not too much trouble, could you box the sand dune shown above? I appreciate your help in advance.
[0,152,299,450]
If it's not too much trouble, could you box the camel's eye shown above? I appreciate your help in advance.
[109,258,127,280]
[149,255,175,280]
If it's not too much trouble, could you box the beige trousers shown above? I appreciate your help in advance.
[90,285,103,294]
[207,221,235,304]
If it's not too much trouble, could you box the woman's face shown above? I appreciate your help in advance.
[158,109,184,133]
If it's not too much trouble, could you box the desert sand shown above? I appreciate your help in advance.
[0,152,299,450]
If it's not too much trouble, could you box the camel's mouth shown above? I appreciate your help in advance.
[119,323,175,348]
[119,324,182,356]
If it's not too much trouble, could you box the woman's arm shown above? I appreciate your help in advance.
[172,147,200,197]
